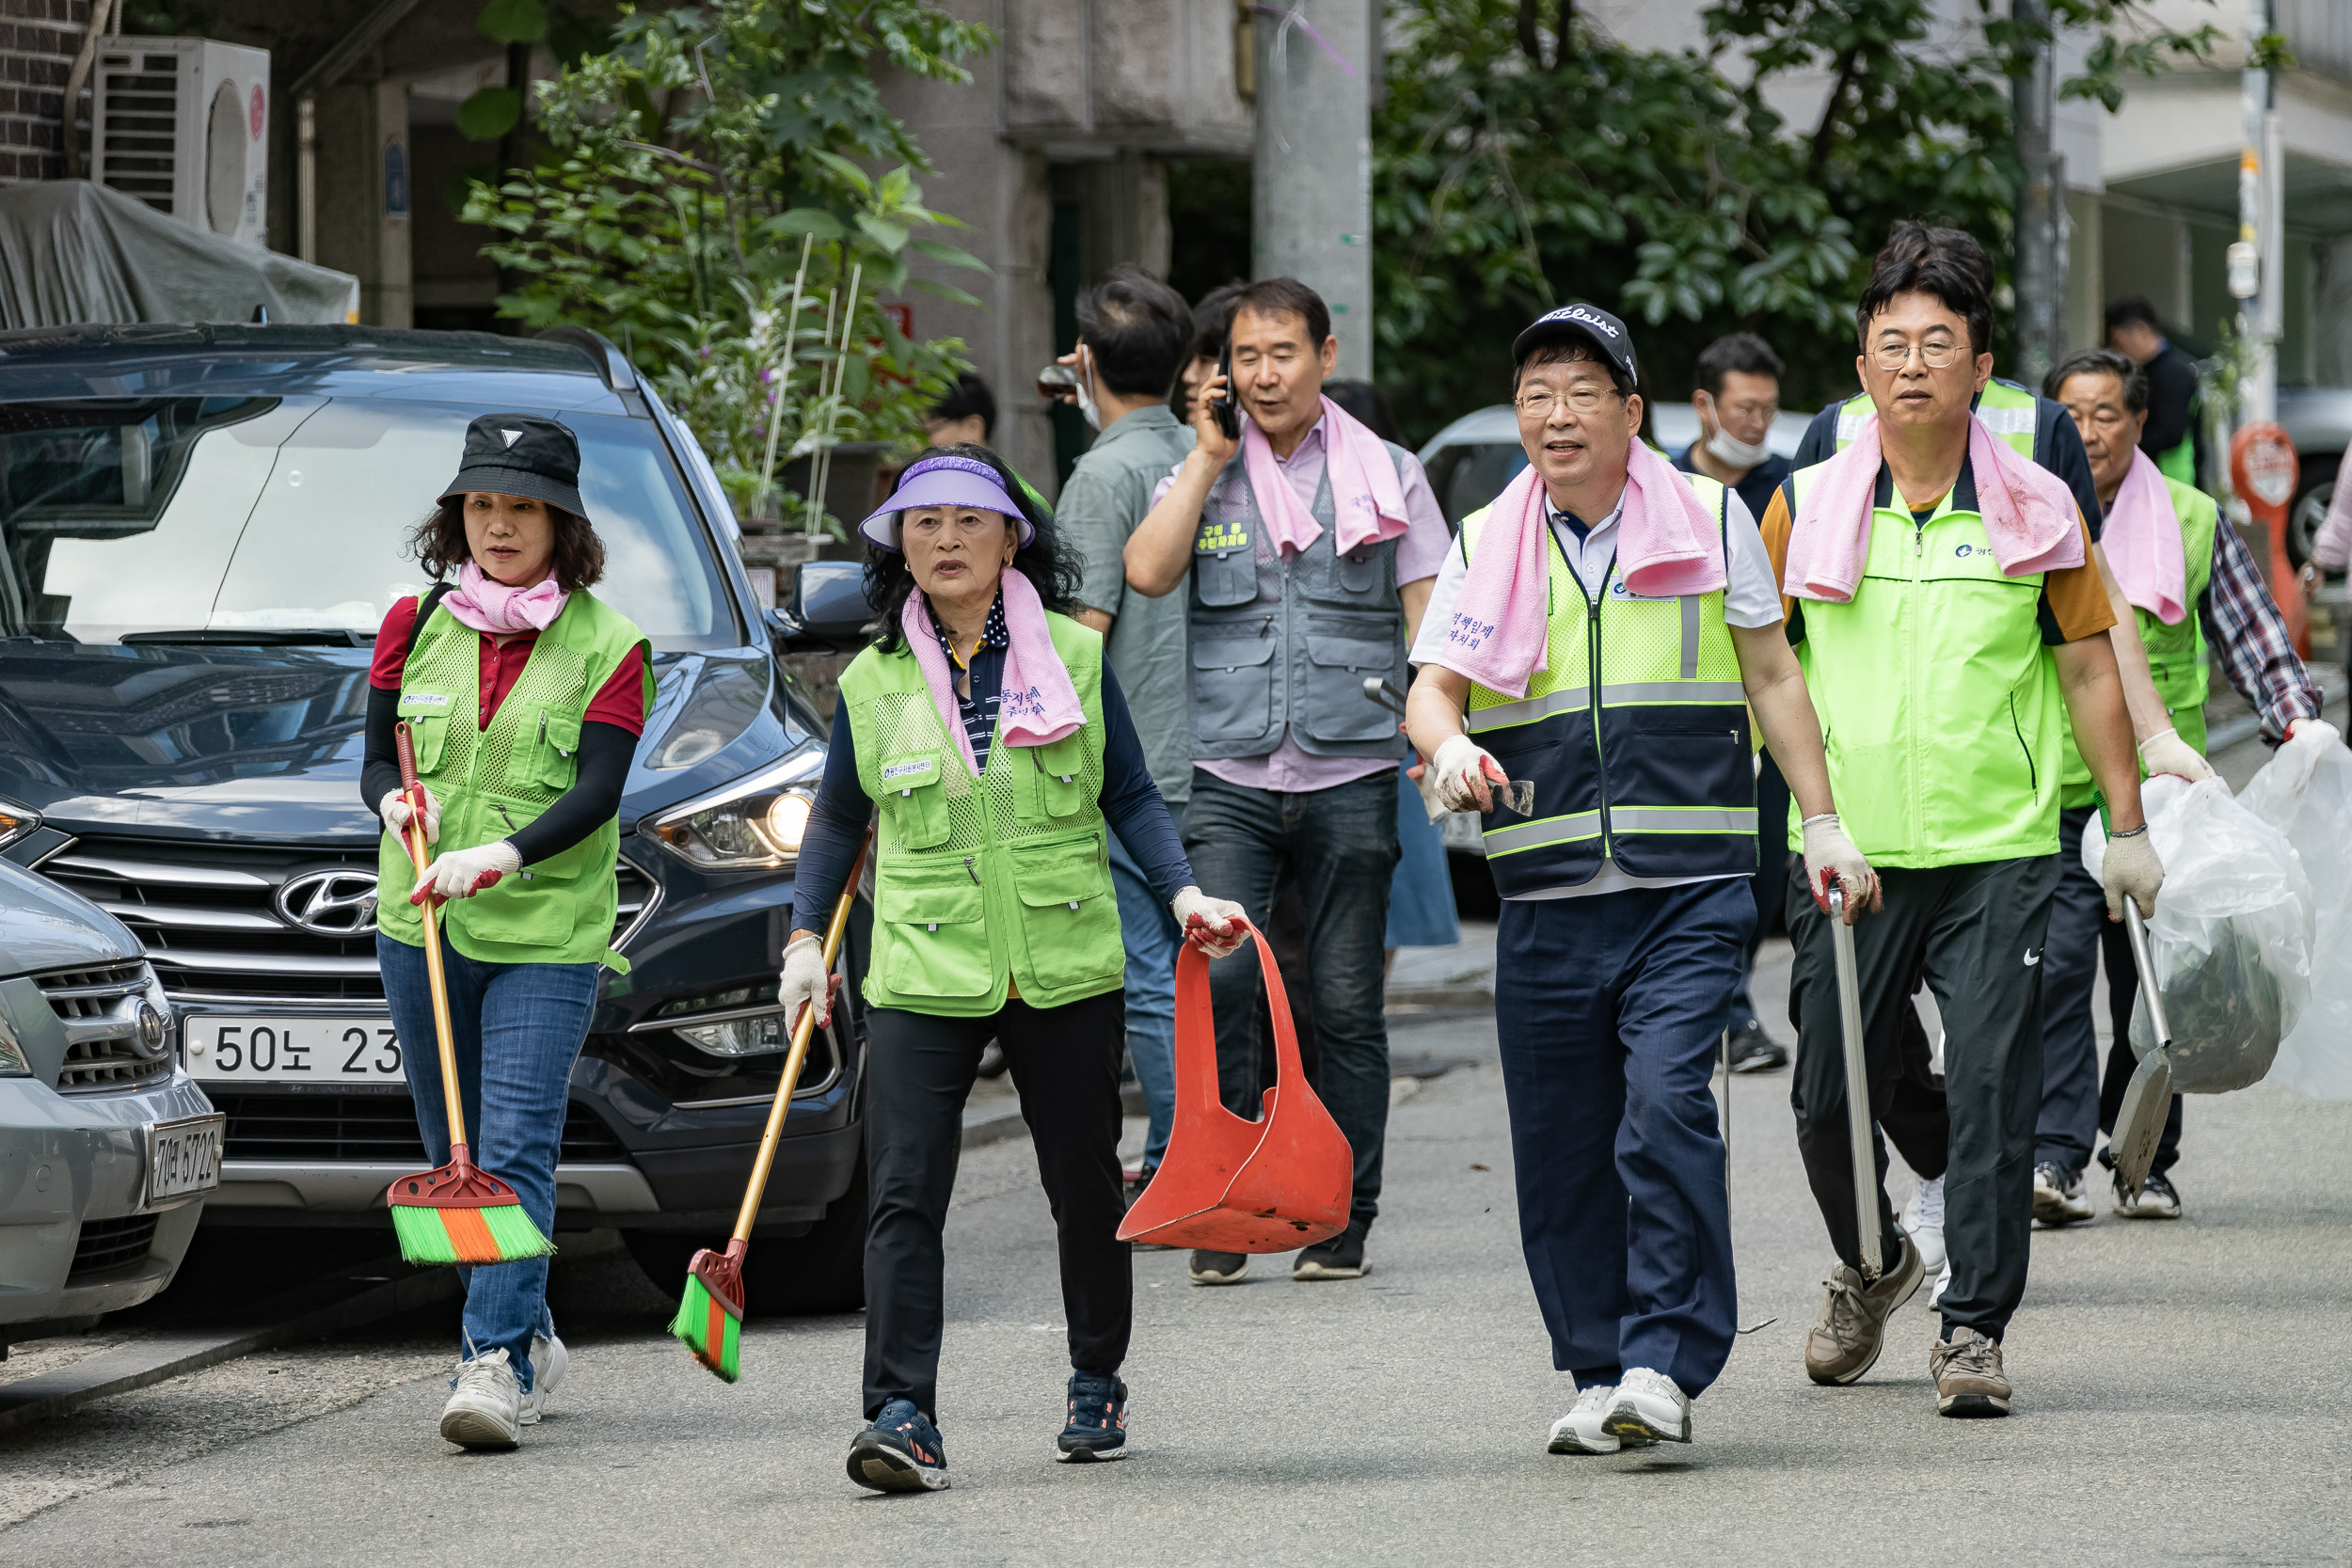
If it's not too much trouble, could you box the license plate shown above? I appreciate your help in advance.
[148,1113,224,1203]
[185,1018,404,1084]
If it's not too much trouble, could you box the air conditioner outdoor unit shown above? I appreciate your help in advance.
[89,37,271,247]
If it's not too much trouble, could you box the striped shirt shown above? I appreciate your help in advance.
[930,592,1010,771]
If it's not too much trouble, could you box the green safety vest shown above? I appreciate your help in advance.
[840,610,1126,1017]
[2153,431,2198,487]
[1784,463,2065,867]
[377,591,653,969]
[2058,476,2217,804]
[1834,378,2040,459]
[1456,472,1756,895]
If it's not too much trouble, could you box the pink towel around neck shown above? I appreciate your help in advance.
[443,558,569,635]
[1428,443,1726,700]
[2100,448,2188,625]
[1783,412,2084,602]
[1245,395,1410,558]
[899,569,1086,778]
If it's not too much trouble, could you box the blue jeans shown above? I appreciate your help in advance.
[1181,768,1399,1238]
[1496,880,1751,1395]
[1108,828,1182,1168]
[377,933,601,1392]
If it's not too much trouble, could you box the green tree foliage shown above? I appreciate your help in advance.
[1373,0,2213,441]
[461,1,993,525]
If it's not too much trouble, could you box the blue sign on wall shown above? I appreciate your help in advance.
[384,140,409,216]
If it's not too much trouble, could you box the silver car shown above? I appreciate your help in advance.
[0,852,220,1343]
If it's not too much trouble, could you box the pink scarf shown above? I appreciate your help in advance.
[2100,448,2188,625]
[899,569,1086,778]
[1245,396,1410,558]
[1426,443,1727,699]
[442,559,569,635]
[1784,413,2084,602]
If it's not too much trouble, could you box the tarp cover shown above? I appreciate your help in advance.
[0,180,358,328]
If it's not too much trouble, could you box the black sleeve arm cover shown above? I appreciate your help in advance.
[361,685,403,817]
[360,685,635,864]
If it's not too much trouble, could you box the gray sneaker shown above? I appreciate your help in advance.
[2112,1170,2182,1219]
[1803,1233,1923,1386]
[2032,1162,2093,1226]
[519,1331,567,1426]
[439,1347,522,1449]
[1930,1327,2011,1418]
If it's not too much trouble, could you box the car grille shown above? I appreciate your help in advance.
[30,959,173,1094]
[37,836,658,1006]
[207,1091,629,1164]
[69,1213,159,1278]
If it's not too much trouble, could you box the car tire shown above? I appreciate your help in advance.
[620,1148,869,1317]
[2289,455,2339,569]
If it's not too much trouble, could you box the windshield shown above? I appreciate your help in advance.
[0,397,741,650]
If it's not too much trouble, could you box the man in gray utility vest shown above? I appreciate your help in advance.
[1125,277,1451,1288]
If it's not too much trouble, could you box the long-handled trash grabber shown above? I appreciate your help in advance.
[2109,905,2176,1200]
[384,721,554,1267]
[670,823,875,1382]
[1826,880,1881,1281]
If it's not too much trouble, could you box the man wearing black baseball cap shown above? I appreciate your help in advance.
[1405,303,1866,1454]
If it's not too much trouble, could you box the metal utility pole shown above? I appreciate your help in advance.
[2012,0,2066,391]
[1251,1,1375,380]
[2233,0,2280,425]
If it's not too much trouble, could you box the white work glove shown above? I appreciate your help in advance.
[2100,823,2165,921]
[1800,813,1880,923]
[1171,887,1248,958]
[1429,733,1508,814]
[2137,726,2215,783]
[2276,717,2344,794]
[408,840,521,907]
[776,933,840,1031]
[380,784,441,846]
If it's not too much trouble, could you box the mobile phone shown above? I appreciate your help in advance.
[1211,342,1240,440]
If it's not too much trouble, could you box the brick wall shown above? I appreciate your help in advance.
[0,0,92,184]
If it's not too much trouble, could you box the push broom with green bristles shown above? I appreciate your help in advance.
[383,720,555,1268]
[671,824,873,1381]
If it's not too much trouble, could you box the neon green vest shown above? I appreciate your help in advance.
[1456,473,1756,894]
[2058,476,2217,804]
[1835,378,2039,459]
[1785,464,2065,866]
[841,611,1125,1017]
[377,591,653,969]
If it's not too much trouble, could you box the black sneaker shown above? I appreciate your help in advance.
[2113,1169,2183,1219]
[1056,1371,1128,1463]
[2032,1162,2092,1226]
[1293,1228,1369,1281]
[1725,1021,1789,1073]
[847,1399,949,1493]
[1188,1249,1248,1285]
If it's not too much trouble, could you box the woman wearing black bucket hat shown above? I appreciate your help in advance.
[358,413,654,1451]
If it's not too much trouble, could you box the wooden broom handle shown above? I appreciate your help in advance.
[394,721,469,1156]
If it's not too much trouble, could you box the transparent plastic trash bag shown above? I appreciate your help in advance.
[2239,728,2352,1099]
[2083,774,2312,1094]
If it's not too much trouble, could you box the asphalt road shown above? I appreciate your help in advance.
[5,710,2346,1563]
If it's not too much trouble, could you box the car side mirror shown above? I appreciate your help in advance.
[778,560,875,653]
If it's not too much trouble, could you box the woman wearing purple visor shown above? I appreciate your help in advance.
[781,444,1247,1492]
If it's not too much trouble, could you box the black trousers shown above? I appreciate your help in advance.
[1787,855,2058,1340]
[862,990,1130,1422]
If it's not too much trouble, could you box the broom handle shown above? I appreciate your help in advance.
[732,822,874,1243]
[394,721,470,1158]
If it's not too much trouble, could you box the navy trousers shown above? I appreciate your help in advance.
[1495,879,1750,1396]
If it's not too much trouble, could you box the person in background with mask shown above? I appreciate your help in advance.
[1052,265,1202,1196]
[1676,333,1795,1074]
[923,372,996,448]
[2034,349,2328,1227]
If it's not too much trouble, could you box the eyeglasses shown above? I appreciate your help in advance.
[1869,339,1966,372]
[1515,387,1622,419]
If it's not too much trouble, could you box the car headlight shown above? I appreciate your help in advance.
[0,796,40,854]
[674,1011,791,1057]
[646,752,822,871]
[0,1009,28,1077]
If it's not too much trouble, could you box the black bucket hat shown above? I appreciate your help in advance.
[437,413,588,518]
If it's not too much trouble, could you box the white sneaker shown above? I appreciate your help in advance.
[519,1331,567,1426]
[440,1347,522,1449]
[1902,1174,1947,1277]
[1601,1367,1692,1446]
[1546,1384,1647,1454]
[1930,1259,1952,1307]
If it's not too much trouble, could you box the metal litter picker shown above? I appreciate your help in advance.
[670,824,874,1382]
[1827,881,1881,1281]
[2109,906,2178,1200]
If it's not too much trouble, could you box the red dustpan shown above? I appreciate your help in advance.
[1117,918,1352,1252]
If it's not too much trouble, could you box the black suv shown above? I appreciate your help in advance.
[0,325,869,1309]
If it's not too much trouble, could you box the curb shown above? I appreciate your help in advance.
[960,1099,1029,1150]
[0,1259,457,1433]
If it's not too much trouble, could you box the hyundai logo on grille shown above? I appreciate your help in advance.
[276,870,379,937]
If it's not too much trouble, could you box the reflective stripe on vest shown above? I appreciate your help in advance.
[1837,380,2038,454]
[1457,474,1756,895]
